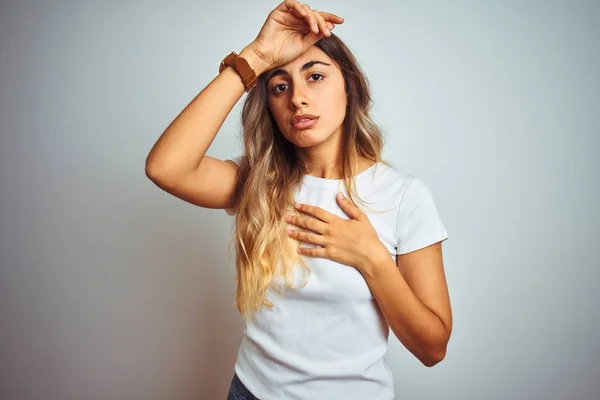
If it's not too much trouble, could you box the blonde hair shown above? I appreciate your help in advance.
[227,33,392,324]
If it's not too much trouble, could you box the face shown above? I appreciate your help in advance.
[265,46,347,151]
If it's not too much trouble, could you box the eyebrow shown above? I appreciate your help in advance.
[266,61,331,83]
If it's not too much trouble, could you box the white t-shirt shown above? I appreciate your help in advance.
[225,156,449,400]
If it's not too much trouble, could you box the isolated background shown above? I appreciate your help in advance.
[1,0,598,399]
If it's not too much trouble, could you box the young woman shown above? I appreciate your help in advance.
[145,1,452,399]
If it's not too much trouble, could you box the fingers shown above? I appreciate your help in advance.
[283,0,343,36]
[312,10,331,36]
[304,6,343,36]
[316,11,345,25]
[283,0,307,18]
[299,4,318,34]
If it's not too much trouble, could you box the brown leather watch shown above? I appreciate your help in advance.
[219,51,258,92]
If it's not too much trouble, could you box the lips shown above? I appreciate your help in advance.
[291,114,318,126]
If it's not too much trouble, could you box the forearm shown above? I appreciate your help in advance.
[359,252,449,366]
[145,44,269,177]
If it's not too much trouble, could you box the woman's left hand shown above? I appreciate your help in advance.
[285,192,388,271]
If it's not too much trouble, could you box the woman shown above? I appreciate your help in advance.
[145,1,452,399]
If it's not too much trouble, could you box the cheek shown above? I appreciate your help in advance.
[321,92,347,125]
[268,102,286,129]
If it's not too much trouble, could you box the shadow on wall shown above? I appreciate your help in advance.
[118,187,245,399]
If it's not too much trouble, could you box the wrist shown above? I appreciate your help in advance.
[239,44,271,76]
[358,242,393,276]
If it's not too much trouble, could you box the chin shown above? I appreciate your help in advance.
[286,130,330,148]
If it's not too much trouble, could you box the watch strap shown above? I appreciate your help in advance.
[219,51,258,92]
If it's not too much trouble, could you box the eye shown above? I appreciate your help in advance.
[270,73,325,94]
[272,83,288,94]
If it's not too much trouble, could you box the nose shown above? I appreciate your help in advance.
[290,85,309,109]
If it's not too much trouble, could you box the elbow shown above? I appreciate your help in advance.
[145,160,159,180]
[421,322,451,367]
[145,163,162,185]
[145,161,172,189]
[145,148,172,179]
[145,152,164,178]
[145,155,191,185]
[422,345,447,368]
[145,157,171,183]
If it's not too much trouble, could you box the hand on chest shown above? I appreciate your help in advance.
[286,190,397,268]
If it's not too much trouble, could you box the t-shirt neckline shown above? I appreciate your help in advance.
[301,162,380,188]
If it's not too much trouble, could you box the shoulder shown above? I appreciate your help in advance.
[400,176,437,206]
[367,162,445,222]
[227,155,243,166]
[368,161,417,201]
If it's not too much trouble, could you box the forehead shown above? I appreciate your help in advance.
[284,46,330,68]
[265,46,334,81]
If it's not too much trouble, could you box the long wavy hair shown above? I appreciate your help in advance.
[228,33,391,324]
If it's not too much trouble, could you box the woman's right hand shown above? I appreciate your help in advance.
[247,0,344,73]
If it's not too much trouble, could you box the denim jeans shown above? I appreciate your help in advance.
[227,373,259,400]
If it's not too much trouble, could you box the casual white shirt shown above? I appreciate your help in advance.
[226,156,449,399]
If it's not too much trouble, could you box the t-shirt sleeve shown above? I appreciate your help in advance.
[229,155,242,166]
[224,155,242,216]
[395,177,449,254]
